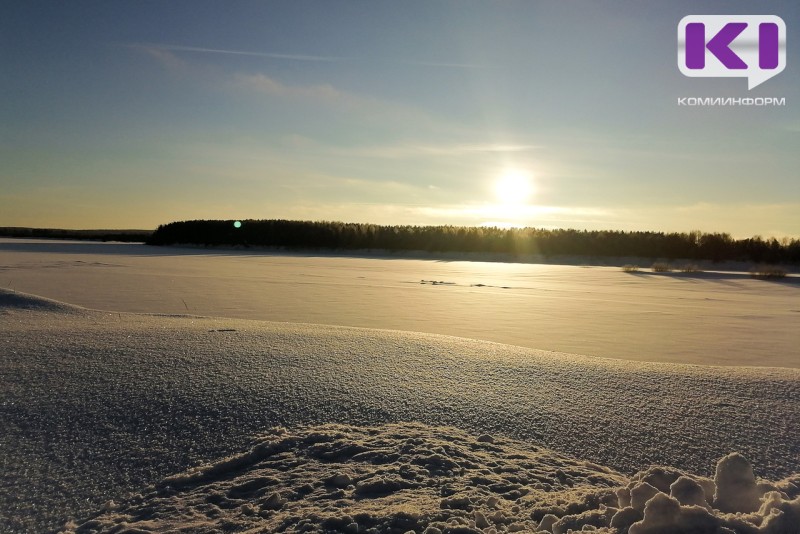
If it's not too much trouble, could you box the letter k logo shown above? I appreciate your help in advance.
[686,22,748,69]
[678,15,786,89]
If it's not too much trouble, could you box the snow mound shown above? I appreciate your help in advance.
[0,288,86,315]
[62,423,799,534]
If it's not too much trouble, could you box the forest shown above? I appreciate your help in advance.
[146,219,800,264]
[0,227,152,243]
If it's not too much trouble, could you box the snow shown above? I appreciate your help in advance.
[714,452,763,513]
[1,238,798,532]
[669,476,710,508]
[1,238,798,368]
[53,424,799,534]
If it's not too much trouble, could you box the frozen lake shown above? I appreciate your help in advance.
[1,238,798,368]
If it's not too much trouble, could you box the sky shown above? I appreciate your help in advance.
[1,1,798,237]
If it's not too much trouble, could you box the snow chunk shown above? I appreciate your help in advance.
[714,452,762,513]
[670,476,711,509]
[629,493,719,534]
[630,482,660,513]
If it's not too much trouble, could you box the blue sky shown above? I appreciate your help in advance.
[1,1,798,237]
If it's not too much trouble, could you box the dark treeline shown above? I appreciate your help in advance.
[0,227,153,243]
[148,219,800,264]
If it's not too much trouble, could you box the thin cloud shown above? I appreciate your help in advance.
[129,43,489,69]
[130,43,480,144]
[233,73,446,130]
[129,44,190,72]
[129,43,344,101]
[234,73,343,101]
[417,204,612,219]
[397,59,491,69]
[330,143,542,159]
[147,44,349,62]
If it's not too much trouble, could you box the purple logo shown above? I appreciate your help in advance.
[678,15,786,89]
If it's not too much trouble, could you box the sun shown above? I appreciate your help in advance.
[494,169,534,205]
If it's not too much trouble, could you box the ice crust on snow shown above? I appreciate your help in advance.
[61,423,800,534]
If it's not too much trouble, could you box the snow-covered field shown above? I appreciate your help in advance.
[1,239,798,532]
[1,238,798,367]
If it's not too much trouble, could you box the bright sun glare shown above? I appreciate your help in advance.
[494,169,534,205]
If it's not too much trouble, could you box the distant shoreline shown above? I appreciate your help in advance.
[147,219,800,267]
[2,236,797,276]
[4,221,799,267]
[0,226,152,243]
[151,241,800,275]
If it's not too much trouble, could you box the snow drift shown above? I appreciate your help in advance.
[62,423,800,533]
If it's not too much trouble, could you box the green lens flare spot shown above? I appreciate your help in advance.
[233,221,242,229]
